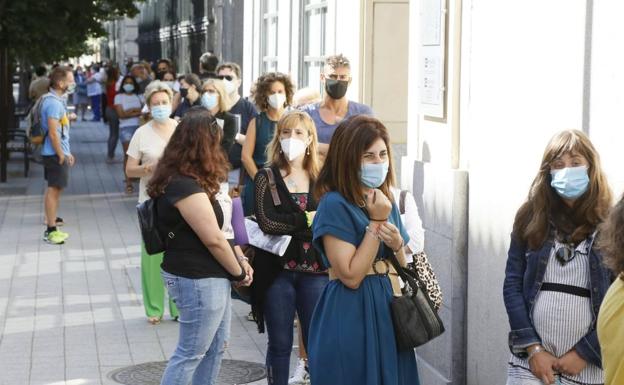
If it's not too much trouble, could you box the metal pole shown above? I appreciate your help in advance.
[0,45,8,182]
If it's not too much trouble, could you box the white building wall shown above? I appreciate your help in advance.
[588,0,624,196]
[242,0,363,102]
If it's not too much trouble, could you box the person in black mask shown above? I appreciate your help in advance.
[173,73,203,120]
[300,54,373,161]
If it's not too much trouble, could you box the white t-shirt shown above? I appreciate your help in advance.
[126,121,177,203]
[390,187,425,262]
[114,93,143,128]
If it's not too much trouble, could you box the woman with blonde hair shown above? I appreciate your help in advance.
[597,196,624,385]
[200,78,237,153]
[250,110,327,385]
[504,130,614,385]
[126,81,178,324]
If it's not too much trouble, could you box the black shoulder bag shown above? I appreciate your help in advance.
[136,197,184,255]
[385,248,445,350]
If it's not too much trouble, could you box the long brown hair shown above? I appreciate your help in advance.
[147,107,228,199]
[314,115,396,205]
[266,111,320,179]
[598,195,624,279]
[513,130,612,249]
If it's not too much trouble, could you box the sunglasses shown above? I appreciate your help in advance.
[554,244,586,265]
[217,75,233,81]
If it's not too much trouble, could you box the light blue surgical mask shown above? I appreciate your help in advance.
[201,92,218,109]
[151,105,172,122]
[360,162,389,188]
[550,166,589,199]
[123,84,135,93]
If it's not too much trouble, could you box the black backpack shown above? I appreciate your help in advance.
[136,198,183,255]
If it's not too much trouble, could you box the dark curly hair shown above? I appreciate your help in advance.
[253,72,294,112]
[598,195,624,279]
[147,107,228,200]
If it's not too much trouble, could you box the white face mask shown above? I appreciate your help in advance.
[223,79,237,95]
[280,138,307,161]
[268,93,286,109]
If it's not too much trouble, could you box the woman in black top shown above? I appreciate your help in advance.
[147,108,253,385]
[251,111,328,385]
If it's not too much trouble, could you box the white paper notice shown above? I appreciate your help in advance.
[244,218,292,256]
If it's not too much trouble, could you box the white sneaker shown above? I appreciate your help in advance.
[288,359,310,385]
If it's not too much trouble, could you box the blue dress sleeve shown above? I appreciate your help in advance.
[312,192,360,266]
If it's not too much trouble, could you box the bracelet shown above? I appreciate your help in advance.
[369,216,388,222]
[392,239,405,254]
[232,264,247,282]
[527,345,545,362]
[236,255,249,263]
[365,225,380,240]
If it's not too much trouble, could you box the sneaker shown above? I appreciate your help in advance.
[44,230,66,245]
[288,359,310,385]
[55,229,69,240]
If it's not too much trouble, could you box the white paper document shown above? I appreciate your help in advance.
[244,218,292,256]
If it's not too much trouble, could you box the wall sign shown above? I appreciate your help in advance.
[420,0,446,118]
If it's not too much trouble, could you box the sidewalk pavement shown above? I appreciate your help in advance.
[0,120,299,385]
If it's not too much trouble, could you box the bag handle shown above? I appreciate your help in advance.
[264,167,282,206]
[399,190,407,215]
[385,249,439,310]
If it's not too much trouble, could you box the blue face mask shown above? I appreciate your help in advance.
[151,105,172,122]
[550,166,590,199]
[360,162,389,188]
[123,84,135,93]
[201,92,218,109]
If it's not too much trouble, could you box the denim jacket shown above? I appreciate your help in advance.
[502,232,613,368]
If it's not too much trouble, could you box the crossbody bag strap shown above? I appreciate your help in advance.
[156,196,189,246]
[264,167,282,206]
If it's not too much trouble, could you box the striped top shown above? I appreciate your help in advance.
[508,235,604,385]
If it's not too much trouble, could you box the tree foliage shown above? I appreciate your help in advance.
[0,0,143,63]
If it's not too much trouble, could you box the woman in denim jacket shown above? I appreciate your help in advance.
[503,130,614,385]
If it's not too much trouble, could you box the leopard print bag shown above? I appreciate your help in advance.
[400,190,443,312]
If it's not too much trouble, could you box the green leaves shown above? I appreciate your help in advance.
[0,0,143,63]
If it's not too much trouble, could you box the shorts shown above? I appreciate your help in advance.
[43,155,69,189]
[119,125,139,144]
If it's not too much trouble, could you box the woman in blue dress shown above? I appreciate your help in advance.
[308,115,420,385]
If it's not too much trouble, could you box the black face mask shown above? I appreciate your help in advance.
[180,88,189,98]
[325,79,349,99]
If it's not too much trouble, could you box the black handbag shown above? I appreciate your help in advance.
[136,198,183,255]
[386,249,445,350]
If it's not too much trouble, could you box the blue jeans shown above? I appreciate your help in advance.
[90,94,102,121]
[160,271,232,385]
[264,270,328,385]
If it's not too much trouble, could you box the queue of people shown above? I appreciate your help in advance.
[30,52,624,385]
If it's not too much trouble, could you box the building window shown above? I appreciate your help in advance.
[261,0,279,73]
[300,0,327,89]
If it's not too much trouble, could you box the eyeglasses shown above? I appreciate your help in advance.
[217,75,233,81]
[554,244,587,265]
